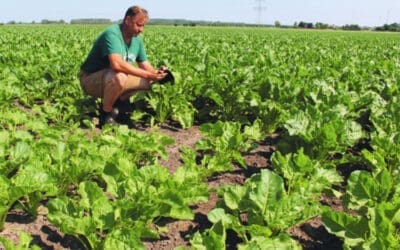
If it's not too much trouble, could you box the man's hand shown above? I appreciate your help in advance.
[148,70,167,82]
[157,68,175,85]
[157,65,168,74]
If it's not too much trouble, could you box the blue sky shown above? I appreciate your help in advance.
[1,0,399,27]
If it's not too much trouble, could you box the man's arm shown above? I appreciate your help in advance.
[138,61,157,73]
[108,53,165,80]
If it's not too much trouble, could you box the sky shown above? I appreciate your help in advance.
[1,0,399,27]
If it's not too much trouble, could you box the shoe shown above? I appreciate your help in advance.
[158,69,174,85]
[99,108,118,126]
[114,98,130,109]
[113,98,131,121]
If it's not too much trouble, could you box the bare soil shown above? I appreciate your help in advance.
[0,123,343,250]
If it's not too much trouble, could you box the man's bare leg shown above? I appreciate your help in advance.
[102,72,128,112]
[102,72,151,111]
[118,75,151,101]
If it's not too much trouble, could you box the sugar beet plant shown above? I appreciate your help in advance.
[192,150,342,249]
[195,120,264,174]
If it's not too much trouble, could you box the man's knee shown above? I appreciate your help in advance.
[105,71,128,90]
[114,72,128,89]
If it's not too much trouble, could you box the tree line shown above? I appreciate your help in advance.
[1,18,399,32]
[276,21,400,31]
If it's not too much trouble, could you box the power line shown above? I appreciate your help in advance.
[254,0,267,25]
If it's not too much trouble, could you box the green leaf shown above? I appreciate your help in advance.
[190,221,226,250]
[361,149,387,170]
[172,102,195,128]
[374,168,393,202]
[364,205,400,249]
[322,209,368,247]
[47,196,101,249]
[343,121,363,146]
[78,182,115,230]
[343,171,375,210]
[383,197,400,224]
[239,233,301,250]
[9,141,31,164]
[239,170,286,224]
[158,189,194,220]
[11,164,58,196]
[207,208,232,225]
[284,111,309,137]
[103,228,145,250]
[245,224,273,238]
[319,123,338,149]
[0,231,41,250]
[243,119,264,141]
[223,185,246,210]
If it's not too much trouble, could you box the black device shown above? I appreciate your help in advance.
[158,69,174,85]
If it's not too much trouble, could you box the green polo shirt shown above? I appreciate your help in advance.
[81,24,147,74]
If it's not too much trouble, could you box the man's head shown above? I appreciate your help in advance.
[124,6,149,21]
[123,6,149,36]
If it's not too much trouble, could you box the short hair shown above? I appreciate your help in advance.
[124,6,149,20]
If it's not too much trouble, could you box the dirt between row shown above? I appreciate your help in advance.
[0,124,343,250]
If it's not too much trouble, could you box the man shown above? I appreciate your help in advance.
[79,5,168,125]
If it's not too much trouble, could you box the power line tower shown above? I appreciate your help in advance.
[254,0,267,25]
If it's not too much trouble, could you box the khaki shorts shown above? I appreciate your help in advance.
[78,68,145,98]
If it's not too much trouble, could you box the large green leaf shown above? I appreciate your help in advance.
[240,170,286,223]
[322,209,367,248]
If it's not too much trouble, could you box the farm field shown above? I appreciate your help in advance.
[0,25,399,249]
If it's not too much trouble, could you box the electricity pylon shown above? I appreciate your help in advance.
[254,0,267,25]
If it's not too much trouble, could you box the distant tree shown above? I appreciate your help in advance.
[7,21,16,25]
[183,22,196,27]
[342,24,361,31]
[70,18,112,24]
[315,22,330,29]
[274,21,281,28]
[375,23,400,32]
[40,19,66,24]
[298,21,314,29]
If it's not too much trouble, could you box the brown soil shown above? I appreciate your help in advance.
[0,123,343,250]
